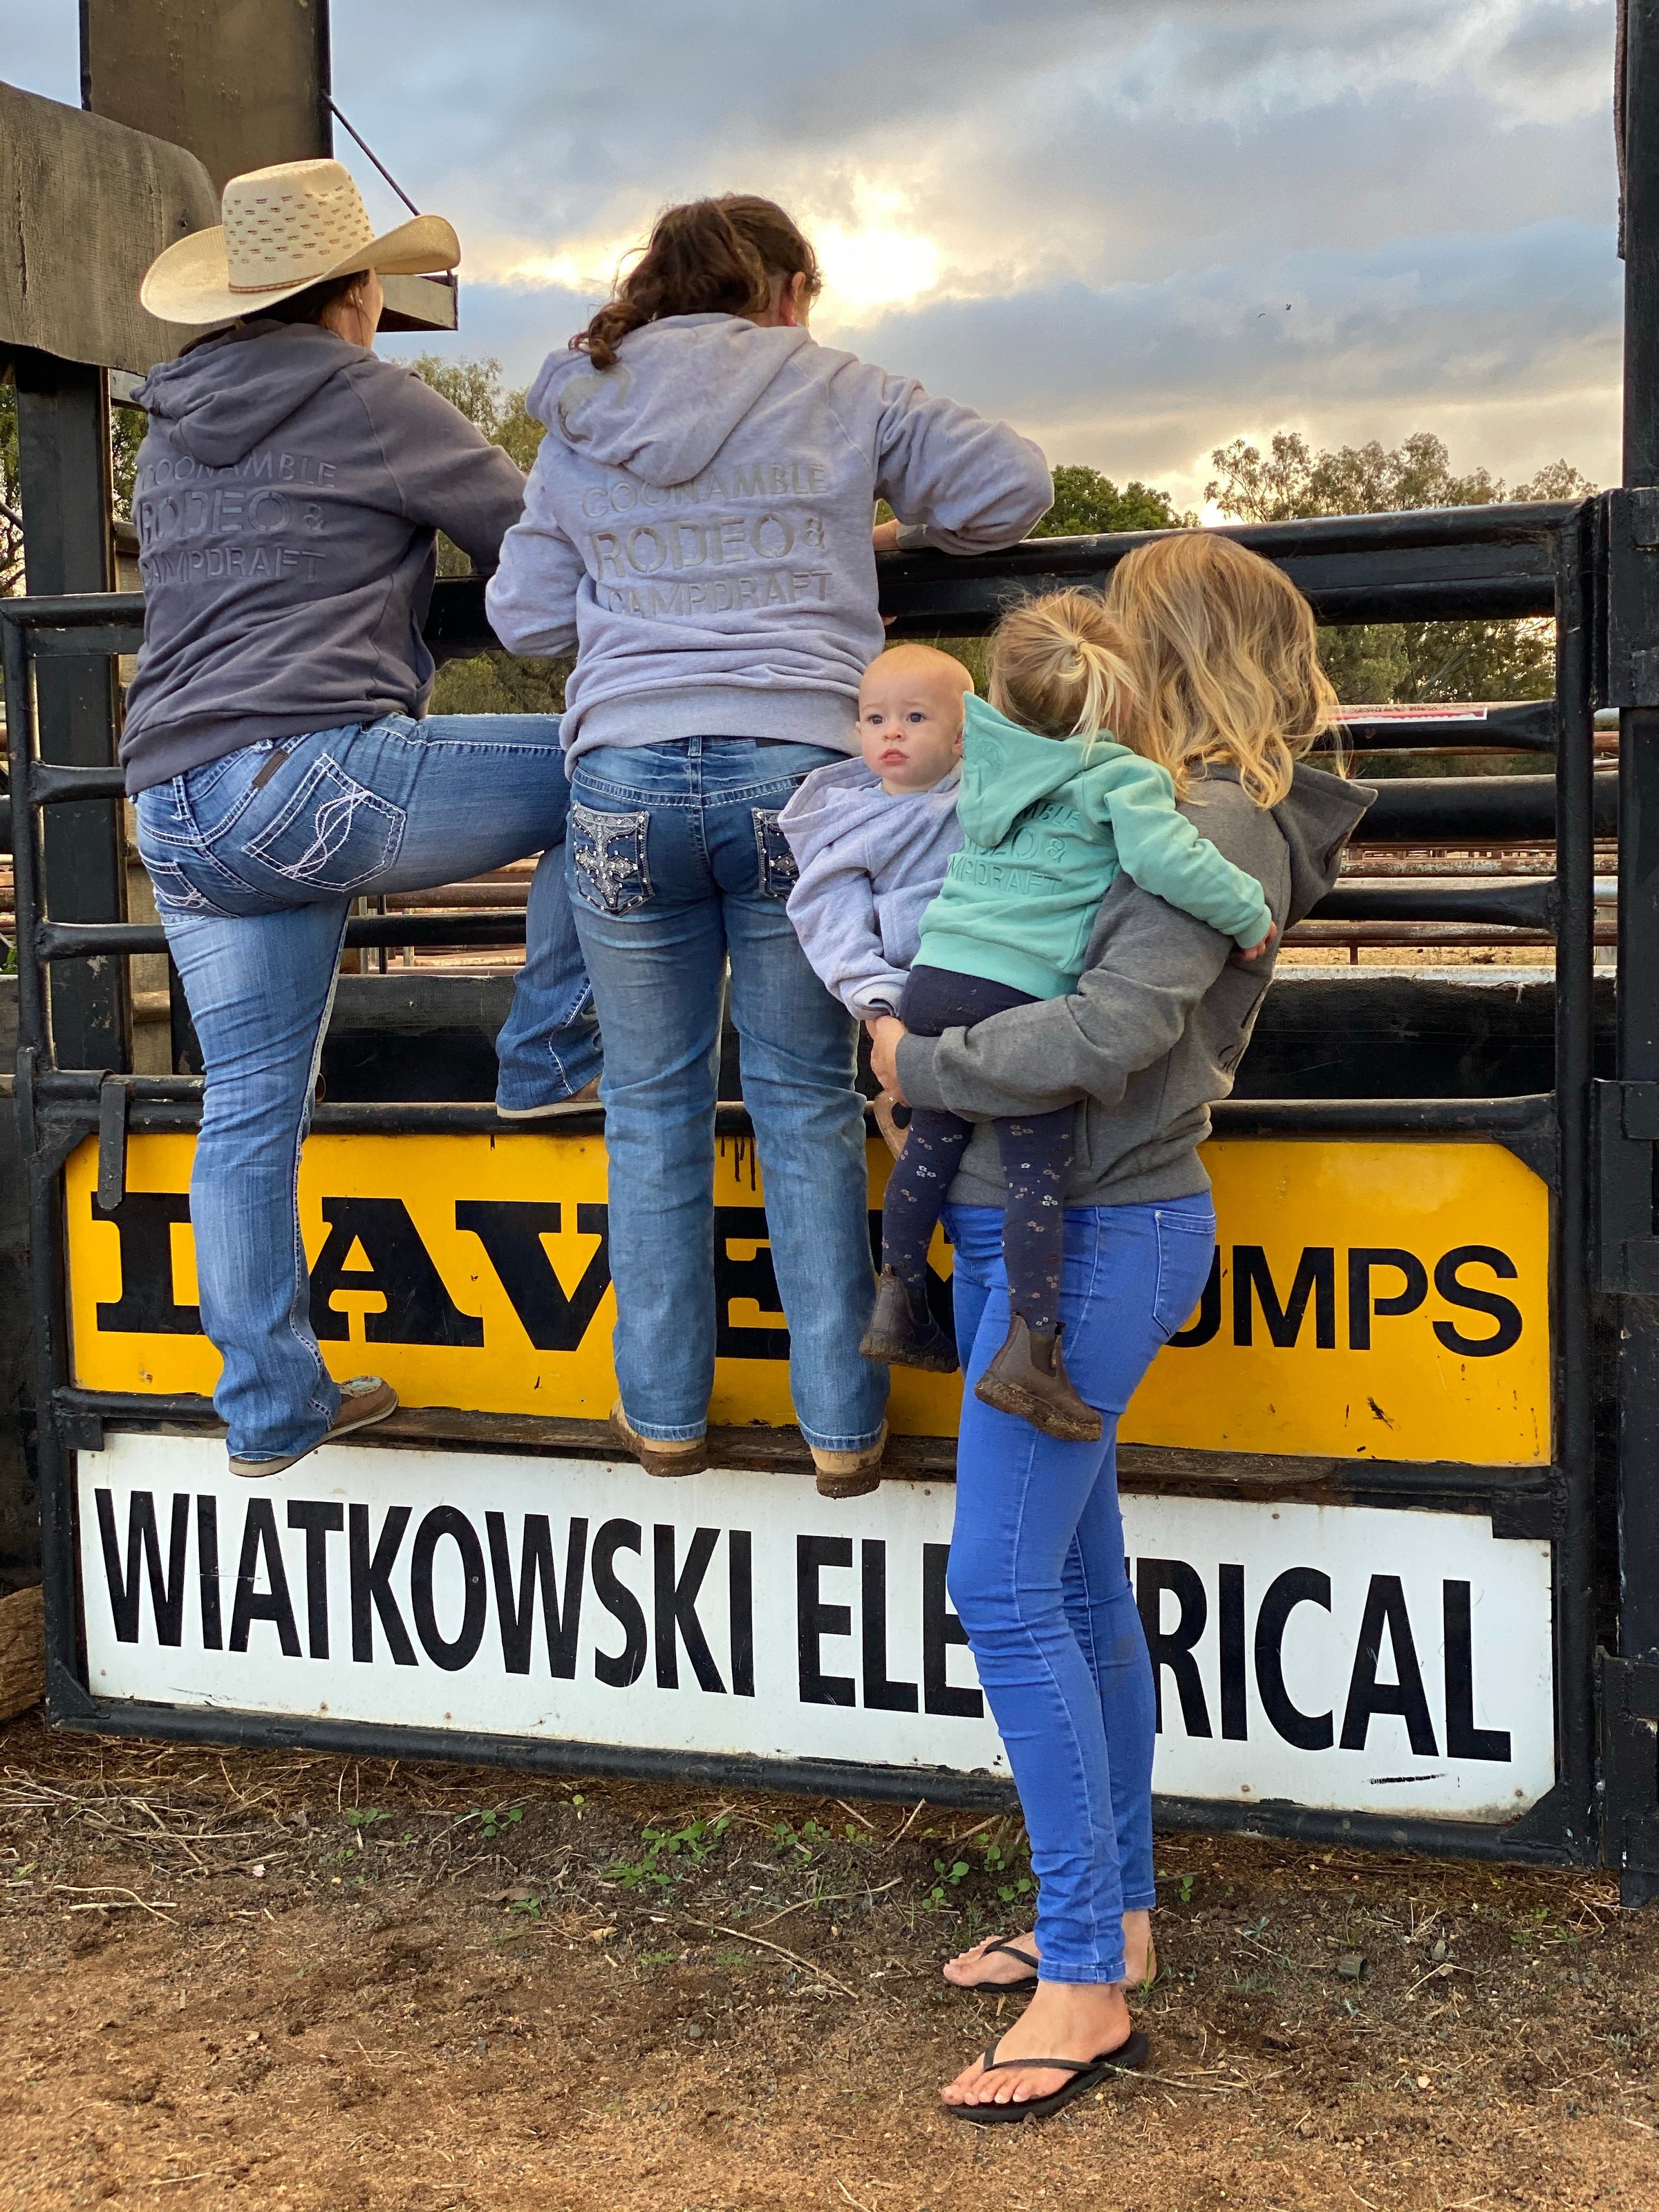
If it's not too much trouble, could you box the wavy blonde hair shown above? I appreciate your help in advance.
[986,588,1137,746]
[1103,532,1340,808]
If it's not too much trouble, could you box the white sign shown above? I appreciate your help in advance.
[77,1434,1555,1822]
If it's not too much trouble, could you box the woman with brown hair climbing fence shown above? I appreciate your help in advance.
[487,193,1053,1497]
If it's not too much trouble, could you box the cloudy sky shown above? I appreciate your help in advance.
[3,1,1624,509]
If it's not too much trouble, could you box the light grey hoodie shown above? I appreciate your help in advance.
[894,763,1375,1208]
[485,314,1052,759]
[778,758,964,1019]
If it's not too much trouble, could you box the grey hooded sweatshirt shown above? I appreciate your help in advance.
[120,321,527,793]
[778,758,964,1019]
[894,762,1374,1208]
[485,313,1052,759]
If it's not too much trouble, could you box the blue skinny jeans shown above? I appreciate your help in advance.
[565,737,888,1454]
[944,1194,1217,1983]
[133,713,599,1462]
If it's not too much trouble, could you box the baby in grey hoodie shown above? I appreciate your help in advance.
[780,645,971,1018]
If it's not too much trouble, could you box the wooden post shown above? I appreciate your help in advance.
[0,1586,46,1722]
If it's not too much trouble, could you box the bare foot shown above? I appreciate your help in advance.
[940,1978,1132,2109]
[943,1910,1154,1990]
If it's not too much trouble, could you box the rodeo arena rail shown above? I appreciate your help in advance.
[8,482,1659,1902]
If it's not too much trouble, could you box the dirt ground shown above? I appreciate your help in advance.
[1,1713,1654,2211]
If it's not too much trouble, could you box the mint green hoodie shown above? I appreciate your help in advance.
[912,695,1275,1001]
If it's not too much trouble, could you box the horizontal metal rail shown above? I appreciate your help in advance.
[27,1076,1553,1141]
[414,509,1575,650]
[1315,879,1555,927]
[1340,702,1558,752]
[32,910,534,961]
[1364,774,1615,844]
[27,880,1569,961]
[879,503,1578,638]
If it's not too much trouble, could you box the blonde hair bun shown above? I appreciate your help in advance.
[986,588,1137,742]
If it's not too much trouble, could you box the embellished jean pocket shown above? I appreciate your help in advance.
[752,807,799,900]
[140,853,234,919]
[243,752,405,891]
[570,800,653,915]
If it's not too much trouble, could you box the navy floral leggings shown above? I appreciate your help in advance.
[883,966,1074,1334]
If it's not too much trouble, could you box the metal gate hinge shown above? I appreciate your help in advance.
[1606,489,1659,708]
[1593,1080,1659,1291]
[95,1071,129,1213]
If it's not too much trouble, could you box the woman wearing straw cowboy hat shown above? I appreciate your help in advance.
[124,158,599,1478]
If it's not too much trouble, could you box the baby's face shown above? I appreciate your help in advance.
[858,662,967,794]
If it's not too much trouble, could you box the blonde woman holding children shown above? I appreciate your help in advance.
[789,610,1276,1444]
[859,536,1372,2121]
[487,195,1050,1496]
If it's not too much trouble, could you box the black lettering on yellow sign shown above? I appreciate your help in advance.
[458,1204,610,1351]
[84,1181,1526,1366]
[1172,1244,1523,1359]
[310,1199,484,1348]
[93,1194,200,1333]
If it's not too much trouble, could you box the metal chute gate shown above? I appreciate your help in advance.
[10,487,1657,1898]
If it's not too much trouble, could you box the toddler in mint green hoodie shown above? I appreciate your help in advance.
[862,594,1273,1442]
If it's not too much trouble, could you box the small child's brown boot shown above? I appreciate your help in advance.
[859,1266,959,1374]
[974,1315,1103,1442]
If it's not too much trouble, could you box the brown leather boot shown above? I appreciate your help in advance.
[974,1316,1103,1442]
[859,1266,959,1373]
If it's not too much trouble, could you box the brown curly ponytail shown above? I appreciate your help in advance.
[574,195,822,371]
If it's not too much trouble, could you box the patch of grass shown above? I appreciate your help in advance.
[772,1817,834,1861]
[608,1815,731,1891]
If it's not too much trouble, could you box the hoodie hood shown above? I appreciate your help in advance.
[779,756,960,872]
[134,321,363,469]
[1270,760,1376,924]
[956,695,1109,847]
[528,314,812,488]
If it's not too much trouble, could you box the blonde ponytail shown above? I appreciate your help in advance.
[986,589,1137,746]
[1103,532,1340,807]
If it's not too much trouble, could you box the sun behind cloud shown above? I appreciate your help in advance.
[814,219,941,318]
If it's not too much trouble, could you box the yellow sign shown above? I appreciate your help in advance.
[64,1132,1550,1464]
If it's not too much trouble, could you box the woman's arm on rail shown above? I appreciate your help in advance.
[485,435,586,657]
[836,364,1053,556]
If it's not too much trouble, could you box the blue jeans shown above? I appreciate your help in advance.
[134,714,599,1461]
[944,1194,1217,1983]
[566,737,887,1453]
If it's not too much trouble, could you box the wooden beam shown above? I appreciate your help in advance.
[81,0,331,198]
[0,84,218,373]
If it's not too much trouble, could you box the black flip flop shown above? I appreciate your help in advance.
[945,2029,1150,2126]
[955,1939,1040,1993]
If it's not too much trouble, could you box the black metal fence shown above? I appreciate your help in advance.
[9,492,1656,1888]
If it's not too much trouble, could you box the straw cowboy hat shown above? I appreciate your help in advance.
[141,158,459,326]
